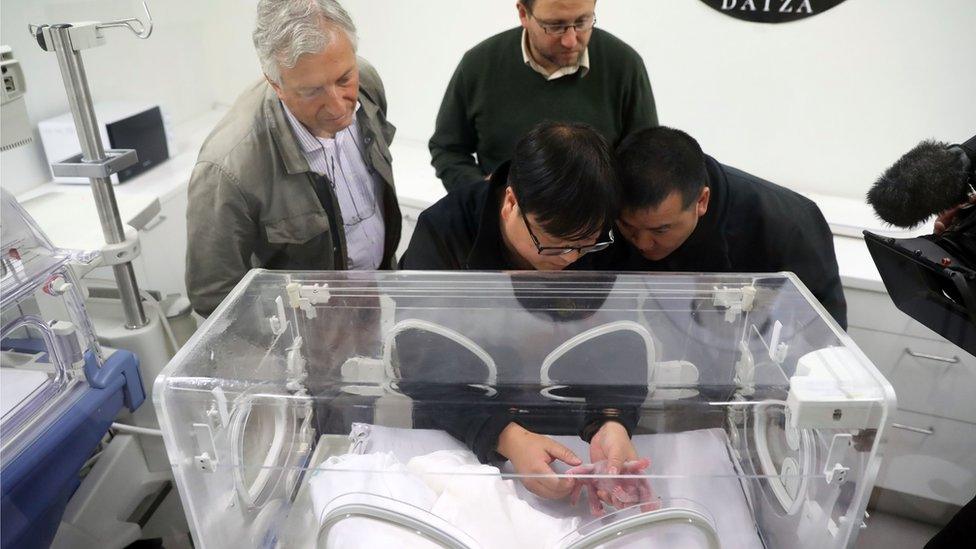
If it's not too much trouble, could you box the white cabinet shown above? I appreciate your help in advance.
[877,408,976,506]
[136,189,189,297]
[77,188,189,298]
[845,285,976,505]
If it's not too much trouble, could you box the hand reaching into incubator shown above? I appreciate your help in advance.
[497,422,582,500]
[566,459,655,516]
[567,421,657,516]
[588,420,638,473]
[498,421,656,515]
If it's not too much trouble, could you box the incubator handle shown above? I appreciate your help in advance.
[318,493,480,549]
[560,506,720,549]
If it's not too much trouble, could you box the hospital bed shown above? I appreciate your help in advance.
[154,270,895,548]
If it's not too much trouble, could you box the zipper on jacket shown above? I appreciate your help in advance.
[308,173,348,269]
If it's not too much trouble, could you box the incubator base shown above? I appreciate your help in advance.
[50,434,184,549]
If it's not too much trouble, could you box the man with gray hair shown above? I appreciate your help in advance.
[186,0,400,315]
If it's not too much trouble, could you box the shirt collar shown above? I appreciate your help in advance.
[521,29,590,81]
[281,101,361,154]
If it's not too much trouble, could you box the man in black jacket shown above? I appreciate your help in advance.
[402,121,616,272]
[597,126,847,329]
[400,121,646,504]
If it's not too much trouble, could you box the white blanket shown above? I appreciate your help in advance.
[408,450,580,548]
[308,451,440,549]
[309,448,578,548]
[310,424,763,549]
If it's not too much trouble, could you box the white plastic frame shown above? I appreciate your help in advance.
[752,400,813,515]
[540,321,656,403]
[228,389,312,510]
[382,319,498,397]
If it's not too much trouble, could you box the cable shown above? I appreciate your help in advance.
[137,288,179,353]
[111,422,162,437]
[83,277,180,352]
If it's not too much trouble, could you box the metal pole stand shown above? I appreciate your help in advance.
[29,3,154,329]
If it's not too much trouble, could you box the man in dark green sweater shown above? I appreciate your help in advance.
[430,0,658,191]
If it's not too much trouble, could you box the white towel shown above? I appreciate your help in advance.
[309,428,761,549]
[308,451,440,549]
[310,448,580,548]
[407,450,580,548]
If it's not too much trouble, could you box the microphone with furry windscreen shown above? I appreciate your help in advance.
[866,135,976,228]
[862,132,976,357]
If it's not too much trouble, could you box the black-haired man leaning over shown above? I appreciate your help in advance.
[597,126,847,328]
[400,121,645,508]
[401,121,617,271]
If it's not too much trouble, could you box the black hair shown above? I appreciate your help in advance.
[508,121,619,240]
[616,126,708,210]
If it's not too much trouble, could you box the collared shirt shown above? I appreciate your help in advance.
[282,102,385,270]
[521,29,590,81]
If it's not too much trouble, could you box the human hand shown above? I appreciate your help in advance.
[497,422,582,500]
[934,195,976,234]
[566,459,655,516]
[589,421,637,474]
[566,421,656,515]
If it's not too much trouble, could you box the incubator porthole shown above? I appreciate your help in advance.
[239,405,278,492]
[229,392,304,510]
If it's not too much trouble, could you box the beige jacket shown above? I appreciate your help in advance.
[185,59,399,315]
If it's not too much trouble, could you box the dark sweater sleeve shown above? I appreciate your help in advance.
[429,62,486,192]
[621,55,658,137]
[406,383,515,463]
[412,386,644,464]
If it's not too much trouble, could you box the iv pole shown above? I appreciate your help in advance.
[28,3,154,329]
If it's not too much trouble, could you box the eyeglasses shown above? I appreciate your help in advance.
[528,13,597,36]
[519,206,614,256]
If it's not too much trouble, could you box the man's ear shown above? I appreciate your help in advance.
[502,187,518,212]
[516,2,529,26]
[696,186,711,218]
[501,186,519,222]
[265,74,285,100]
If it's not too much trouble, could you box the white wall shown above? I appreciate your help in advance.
[0,0,261,195]
[343,0,976,199]
[3,0,975,200]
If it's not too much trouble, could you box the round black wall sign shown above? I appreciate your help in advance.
[698,0,849,23]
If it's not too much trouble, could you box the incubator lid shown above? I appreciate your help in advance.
[158,269,893,403]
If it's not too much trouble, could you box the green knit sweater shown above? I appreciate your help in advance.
[429,27,658,191]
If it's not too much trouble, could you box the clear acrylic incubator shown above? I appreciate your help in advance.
[155,270,895,549]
